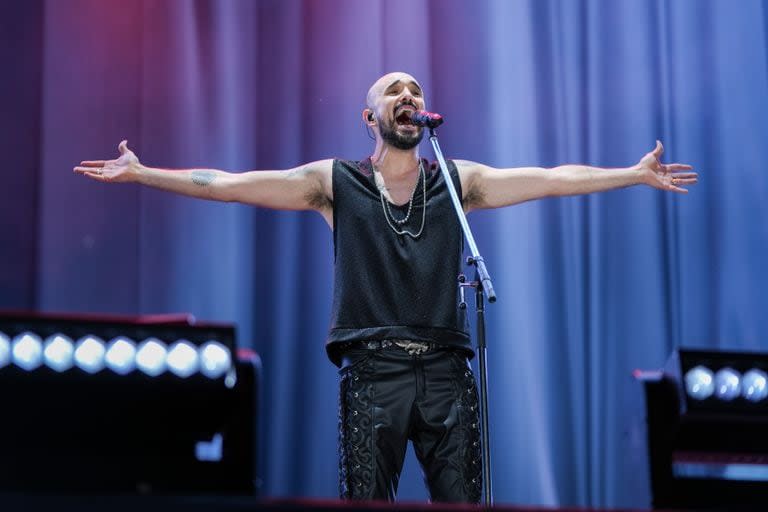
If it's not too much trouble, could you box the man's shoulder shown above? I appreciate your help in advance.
[332,158,374,178]
[449,159,483,173]
[302,158,335,175]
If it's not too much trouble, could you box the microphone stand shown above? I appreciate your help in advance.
[428,127,496,506]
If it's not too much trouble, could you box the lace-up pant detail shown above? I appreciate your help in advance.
[338,353,375,499]
[337,346,481,503]
[453,355,482,502]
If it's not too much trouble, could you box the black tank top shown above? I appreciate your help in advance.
[326,157,471,366]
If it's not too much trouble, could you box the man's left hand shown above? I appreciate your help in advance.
[639,140,697,194]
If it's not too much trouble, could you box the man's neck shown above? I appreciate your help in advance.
[370,144,420,179]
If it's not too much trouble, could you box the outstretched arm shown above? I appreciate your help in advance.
[458,141,696,212]
[74,141,334,220]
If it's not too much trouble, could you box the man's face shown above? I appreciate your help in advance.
[368,73,426,150]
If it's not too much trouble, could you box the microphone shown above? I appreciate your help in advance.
[408,110,444,128]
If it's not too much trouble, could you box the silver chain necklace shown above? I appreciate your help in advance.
[373,160,427,239]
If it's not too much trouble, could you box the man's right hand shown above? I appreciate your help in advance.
[73,140,140,183]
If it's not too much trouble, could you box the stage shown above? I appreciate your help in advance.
[0,495,669,512]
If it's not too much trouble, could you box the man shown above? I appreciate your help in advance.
[74,72,696,503]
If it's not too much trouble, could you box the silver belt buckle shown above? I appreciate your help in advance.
[394,340,431,355]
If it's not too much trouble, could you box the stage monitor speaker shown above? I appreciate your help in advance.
[0,311,259,495]
[640,348,768,509]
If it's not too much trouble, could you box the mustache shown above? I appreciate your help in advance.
[395,100,418,111]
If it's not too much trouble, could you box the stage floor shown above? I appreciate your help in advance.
[0,494,672,512]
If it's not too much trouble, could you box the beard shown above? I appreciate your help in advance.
[379,118,424,150]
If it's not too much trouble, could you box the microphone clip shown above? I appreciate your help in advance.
[458,273,478,310]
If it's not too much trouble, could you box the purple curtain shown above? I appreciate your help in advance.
[2,0,768,507]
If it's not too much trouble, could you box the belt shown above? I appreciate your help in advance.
[345,339,436,356]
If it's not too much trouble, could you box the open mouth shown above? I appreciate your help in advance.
[394,104,417,126]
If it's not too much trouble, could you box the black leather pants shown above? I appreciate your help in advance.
[337,345,482,503]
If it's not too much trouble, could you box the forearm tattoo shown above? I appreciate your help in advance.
[191,170,216,187]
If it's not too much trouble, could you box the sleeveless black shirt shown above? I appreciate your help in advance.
[326,157,471,366]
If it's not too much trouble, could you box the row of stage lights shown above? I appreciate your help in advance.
[0,331,232,379]
[685,365,768,402]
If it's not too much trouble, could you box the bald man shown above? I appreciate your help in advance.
[75,72,696,503]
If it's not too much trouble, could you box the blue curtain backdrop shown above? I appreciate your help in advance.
[2,0,768,507]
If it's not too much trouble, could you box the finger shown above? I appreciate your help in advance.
[79,160,107,166]
[653,140,664,158]
[666,180,689,193]
[81,171,107,181]
[670,175,697,185]
[665,163,693,171]
[118,140,128,155]
[74,166,102,173]
[670,172,698,179]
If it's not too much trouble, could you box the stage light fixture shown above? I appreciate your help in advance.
[105,336,137,375]
[742,369,768,402]
[199,341,231,379]
[167,340,199,378]
[12,332,43,371]
[668,349,768,412]
[0,332,10,368]
[0,311,256,496]
[74,335,106,373]
[643,348,768,509]
[43,334,75,372]
[684,365,714,400]
[136,338,167,376]
[713,367,742,401]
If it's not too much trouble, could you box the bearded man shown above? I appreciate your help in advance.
[74,72,696,503]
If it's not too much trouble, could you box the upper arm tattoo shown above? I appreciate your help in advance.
[191,170,216,187]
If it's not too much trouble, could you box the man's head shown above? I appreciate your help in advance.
[363,72,426,150]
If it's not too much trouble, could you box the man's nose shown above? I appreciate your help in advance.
[399,88,414,101]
